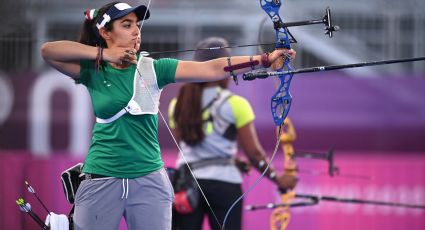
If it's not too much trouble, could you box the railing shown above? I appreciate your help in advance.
[1,0,423,75]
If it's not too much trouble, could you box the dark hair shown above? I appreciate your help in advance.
[78,1,119,47]
[173,37,230,146]
[173,83,206,146]
[76,2,118,84]
[193,37,230,62]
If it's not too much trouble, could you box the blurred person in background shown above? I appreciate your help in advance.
[41,2,295,229]
[168,37,298,230]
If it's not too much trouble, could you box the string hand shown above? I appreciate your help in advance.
[103,47,138,66]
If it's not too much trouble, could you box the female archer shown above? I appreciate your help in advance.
[41,1,296,229]
[168,37,298,230]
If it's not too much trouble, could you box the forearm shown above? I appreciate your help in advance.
[195,49,293,82]
[175,49,295,83]
[175,54,264,83]
[205,55,263,80]
[238,123,279,182]
[246,148,279,182]
[41,41,97,62]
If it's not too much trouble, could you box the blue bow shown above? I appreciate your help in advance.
[260,0,294,127]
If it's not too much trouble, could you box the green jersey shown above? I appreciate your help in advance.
[79,58,178,178]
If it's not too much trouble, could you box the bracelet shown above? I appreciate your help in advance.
[95,46,101,74]
[258,160,266,170]
[95,46,101,62]
[268,171,277,181]
[261,52,271,68]
[258,159,277,181]
[99,47,103,62]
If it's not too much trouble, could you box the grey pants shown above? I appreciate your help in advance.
[73,168,174,230]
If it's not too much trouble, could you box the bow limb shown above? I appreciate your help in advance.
[270,117,297,230]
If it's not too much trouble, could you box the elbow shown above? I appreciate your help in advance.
[203,62,227,82]
[40,42,54,61]
[209,69,228,82]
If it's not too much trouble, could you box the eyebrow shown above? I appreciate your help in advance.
[120,18,136,24]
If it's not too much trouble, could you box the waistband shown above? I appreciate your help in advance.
[82,173,112,180]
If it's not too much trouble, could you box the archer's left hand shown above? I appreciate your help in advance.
[275,173,298,190]
[269,49,297,70]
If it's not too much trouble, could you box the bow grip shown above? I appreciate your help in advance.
[271,48,286,70]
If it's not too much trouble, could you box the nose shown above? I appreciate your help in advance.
[133,26,140,37]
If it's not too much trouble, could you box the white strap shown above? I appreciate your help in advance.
[45,212,69,230]
[96,108,127,124]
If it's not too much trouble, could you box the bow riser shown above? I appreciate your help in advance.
[271,74,293,126]
[260,0,294,127]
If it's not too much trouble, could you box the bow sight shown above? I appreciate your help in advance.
[278,7,340,39]
[261,6,339,46]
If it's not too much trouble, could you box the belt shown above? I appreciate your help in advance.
[188,157,234,170]
[82,173,110,180]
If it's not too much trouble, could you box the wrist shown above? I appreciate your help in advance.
[100,48,109,62]
[95,46,103,72]
[96,47,103,61]
[257,159,277,181]
[261,52,271,68]
[268,171,277,182]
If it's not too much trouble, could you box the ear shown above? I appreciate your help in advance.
[99,27,111,41]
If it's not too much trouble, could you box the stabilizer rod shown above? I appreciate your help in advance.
[243,56,425,80]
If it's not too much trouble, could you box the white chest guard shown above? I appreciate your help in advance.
[96,57,162,123]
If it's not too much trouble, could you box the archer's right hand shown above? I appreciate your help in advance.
[103,47,138,66]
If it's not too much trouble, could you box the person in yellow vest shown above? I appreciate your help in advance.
[168,37,297,230]
[41,2,296,229]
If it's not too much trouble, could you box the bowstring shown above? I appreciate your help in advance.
[134,69,222,229]
[135,0,222,228]
[222,125,283,230]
